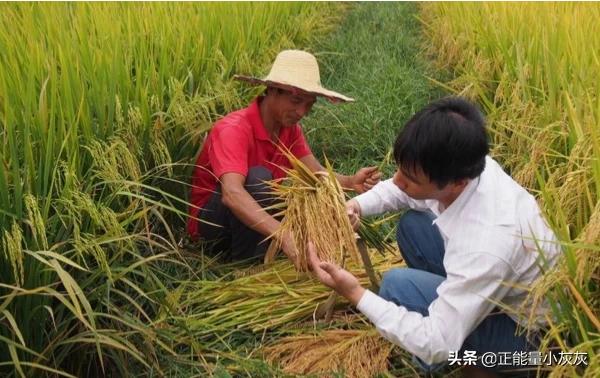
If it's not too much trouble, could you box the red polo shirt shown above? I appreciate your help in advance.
[187,97,312,238]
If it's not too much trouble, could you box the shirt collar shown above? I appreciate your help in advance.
[247,96,272,141]
[432,174,480,237]
[433,156,513,238]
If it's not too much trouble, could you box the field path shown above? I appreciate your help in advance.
[305,2,445,177]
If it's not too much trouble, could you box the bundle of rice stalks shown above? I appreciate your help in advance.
[262,329,393,378]
[265,152,360,271]
[179,250,401,335]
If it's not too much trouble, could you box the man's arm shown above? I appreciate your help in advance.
[220,172,299,266]
[353,178,431,218]
[220,172,279,236]
[308,240,515,365]
[299,154,381,193]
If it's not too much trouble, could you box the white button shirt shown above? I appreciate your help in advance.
[355,156,561,364]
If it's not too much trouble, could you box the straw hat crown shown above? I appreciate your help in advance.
[234,50,354,103]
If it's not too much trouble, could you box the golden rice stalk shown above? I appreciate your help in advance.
[265,151,360,271]
[181,250,401,334]
[262,329,393,378]
[547,340,600,378]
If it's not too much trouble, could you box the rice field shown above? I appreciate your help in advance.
[0,2,340,376]
[0,2,598,377]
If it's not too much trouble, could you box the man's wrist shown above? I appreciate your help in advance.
[346,285,366,306]
[342,174,353,190]
[348,199,362,216]
[351,174,361,191]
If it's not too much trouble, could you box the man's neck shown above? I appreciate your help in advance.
[259,97,281,140]
[440,192,459,209]
[439,179,470,209]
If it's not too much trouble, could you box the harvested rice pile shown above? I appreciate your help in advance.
[265,153,361,271]
[262,329,393,378]
[180,250,401,334]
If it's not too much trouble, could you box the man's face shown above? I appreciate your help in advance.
[271,89,317,127]
[392,166,448,201]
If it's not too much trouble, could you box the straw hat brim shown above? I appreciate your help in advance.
[234,75,354,104]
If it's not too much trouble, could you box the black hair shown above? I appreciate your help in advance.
[265,86,283,95]
[393,97,489,188]
[265,86,292,96]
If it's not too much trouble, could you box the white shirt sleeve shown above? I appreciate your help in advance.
[356,250,516,364]
[354,178,430,217]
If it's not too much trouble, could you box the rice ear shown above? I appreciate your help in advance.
[262,328,394,378]
[265,146,360,271]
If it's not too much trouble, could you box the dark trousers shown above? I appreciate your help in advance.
[199,166,278,261]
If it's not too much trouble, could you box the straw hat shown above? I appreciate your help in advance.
[234,50,354,103]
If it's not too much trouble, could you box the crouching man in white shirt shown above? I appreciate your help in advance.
[308,97,561,378]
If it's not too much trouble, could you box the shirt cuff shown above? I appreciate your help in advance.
[355,190,379,217]
[356,289,391,323]
[213,166,248,179]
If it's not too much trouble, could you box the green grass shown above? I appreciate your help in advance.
[302,2,447,254]
[304,3,446,177]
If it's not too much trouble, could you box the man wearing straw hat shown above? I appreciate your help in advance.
[188,50,381,265]
[309,97,561,377]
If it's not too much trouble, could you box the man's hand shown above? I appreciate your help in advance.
[307,242,365,306]
[280,231,301,270]
[351,166,381,193]
[346,199,362,231]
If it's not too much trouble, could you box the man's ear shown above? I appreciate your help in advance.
[452,178,470,191]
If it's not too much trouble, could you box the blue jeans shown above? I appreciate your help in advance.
[380,210,538,376]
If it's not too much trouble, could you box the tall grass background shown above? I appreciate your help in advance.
[0,2,339,376]
[422,3,599,376]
